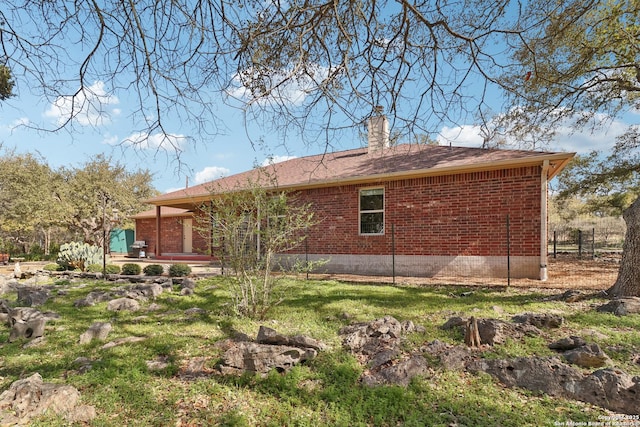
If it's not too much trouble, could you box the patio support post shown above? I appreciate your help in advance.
[540,160,549,281]
[156,205,162,257]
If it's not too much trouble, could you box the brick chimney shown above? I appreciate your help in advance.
[368,106,390,153]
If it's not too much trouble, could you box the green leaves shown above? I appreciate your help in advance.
[0,65,14,101]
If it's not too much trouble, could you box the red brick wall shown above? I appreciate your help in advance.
[138,165,543,259]
[294,166,542,257]
[136,212,212,256]
[134,218,157,254]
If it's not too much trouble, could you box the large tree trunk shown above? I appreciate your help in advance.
[608,197,640,297]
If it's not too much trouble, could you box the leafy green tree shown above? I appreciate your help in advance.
[0,65,14,100]
[554,154,640,218]
[0,151,66,254]
[60,154,157,248]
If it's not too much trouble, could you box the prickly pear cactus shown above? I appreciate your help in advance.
[57,242,105,271]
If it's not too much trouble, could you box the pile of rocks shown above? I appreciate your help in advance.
[217,325,326,375]
[339,315,428,386]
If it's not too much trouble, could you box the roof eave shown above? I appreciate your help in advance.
[270,151,577,192]
[148,151,575,208]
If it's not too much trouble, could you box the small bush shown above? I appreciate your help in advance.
[86,264,103,273]
[169,264,191,277]
[43,263,63,272]
[143,264,164,276]
[105,264,121,274]
[86,264,120,274]
[121,263,142,275]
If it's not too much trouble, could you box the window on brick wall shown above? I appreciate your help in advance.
[359,188,384,235]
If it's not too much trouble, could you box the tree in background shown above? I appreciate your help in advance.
[0,150,156,256]
[61,154,157,248]
[0,151,66,254]
[506,0,640,295]
[0,65,14,100]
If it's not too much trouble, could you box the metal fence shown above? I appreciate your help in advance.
[304,218,622,291]
[549,228,624,258]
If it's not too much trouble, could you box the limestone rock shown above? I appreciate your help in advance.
[422,340,474,371]
[127,283,164,299]
[79,322,112,344]
[16,286,50,307]
[361,354,430,387]
[180,278,196,290]
[596,297,640,316]
[74,290,113,307]
[468,356,585,397]
[107,297,140,312]
[475,318,541,346]
[339,316,430,387]
[468,356,640,415]
[0,373,96,425]
[2,306,47,342]
[9,318,46,342]
[512,312,563,328]
[220,342,317,374]
[549,336,587,351]
[582,368,640,415]
[441,316,542,346]
[563,343,611,368]
[256,326,326,351]
[340,315,404,354]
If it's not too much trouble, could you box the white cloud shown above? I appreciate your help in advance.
[112,132,188,151]
[437,113,627,155]
[101,134,119,146]
[44,81,120,127]
[437,125,485,147]
[261,155,297,166]
[1,117,30,132]
[195,166,230,184]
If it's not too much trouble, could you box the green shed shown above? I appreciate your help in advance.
[110,229,134,254]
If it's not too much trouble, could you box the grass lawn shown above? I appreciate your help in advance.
[1,276,639,426]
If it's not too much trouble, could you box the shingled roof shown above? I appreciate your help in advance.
[147,143,574,209]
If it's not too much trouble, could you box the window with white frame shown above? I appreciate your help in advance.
[359,188,384,234]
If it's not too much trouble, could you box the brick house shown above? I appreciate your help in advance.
[136,115,573,279]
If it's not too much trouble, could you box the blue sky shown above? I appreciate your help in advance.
[0,74,631,194]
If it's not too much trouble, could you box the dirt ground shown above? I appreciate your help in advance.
[308,254,620,291]
[2,253,620,292]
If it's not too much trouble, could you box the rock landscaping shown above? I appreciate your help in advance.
[217,325,325,375]
[0,373,96,425]
[1,266,639,424]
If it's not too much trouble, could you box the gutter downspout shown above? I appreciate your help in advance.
[156,206,162,258]
[540,160,550,281]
